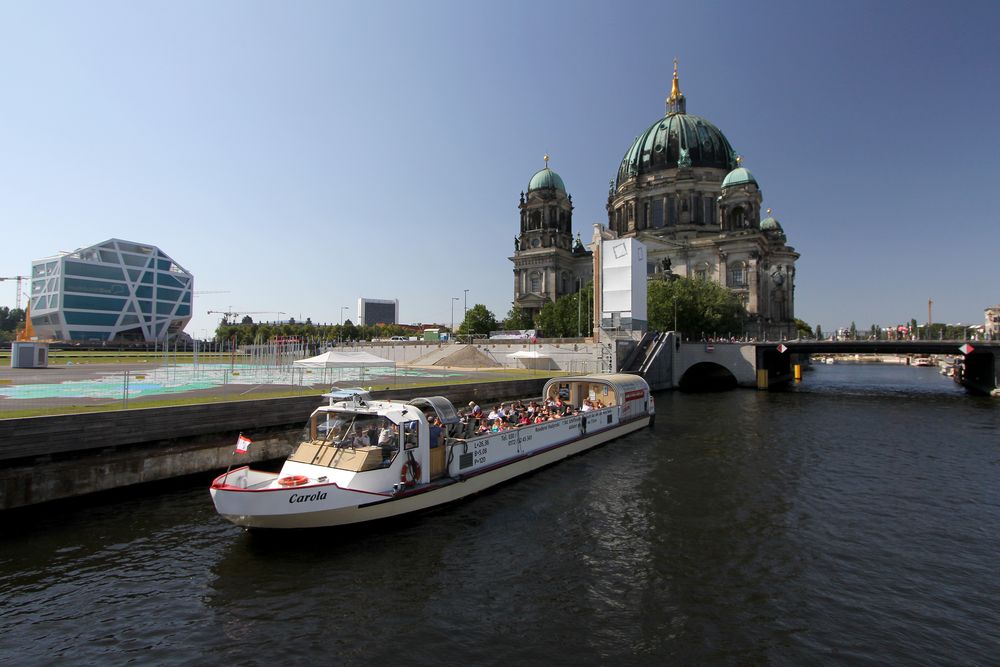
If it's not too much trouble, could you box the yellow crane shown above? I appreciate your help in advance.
[0,275,28,310]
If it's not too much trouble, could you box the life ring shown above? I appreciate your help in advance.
[400,460,421,487]
[278,475,309,487]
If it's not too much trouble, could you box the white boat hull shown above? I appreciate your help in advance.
[212,415,650,529]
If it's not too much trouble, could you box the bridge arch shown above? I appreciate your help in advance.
[678,362,738,392]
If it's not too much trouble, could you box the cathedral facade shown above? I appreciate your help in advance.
[512,65,800,340]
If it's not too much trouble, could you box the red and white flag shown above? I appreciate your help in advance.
[235,435,252,454]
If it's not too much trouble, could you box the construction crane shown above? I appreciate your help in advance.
[0,275,29,310]
[207,309,286,323]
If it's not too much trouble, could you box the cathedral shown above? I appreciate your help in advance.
[511,64,800,340]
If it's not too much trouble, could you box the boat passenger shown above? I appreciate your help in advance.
[351,430,368,448]
[379,424,398,465]
[429,417,443,448]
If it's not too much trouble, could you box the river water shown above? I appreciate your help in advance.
[1,364,998,665]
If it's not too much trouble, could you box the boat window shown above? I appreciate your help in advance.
[403,420,419,450]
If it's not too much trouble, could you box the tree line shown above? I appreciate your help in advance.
[211,277,814,344]
[0,307,26,342]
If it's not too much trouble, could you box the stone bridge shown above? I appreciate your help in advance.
[626,334,999,394]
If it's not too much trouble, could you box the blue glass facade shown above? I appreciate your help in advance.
[29,239,194,342]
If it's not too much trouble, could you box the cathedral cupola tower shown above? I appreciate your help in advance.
[511,155,591,321]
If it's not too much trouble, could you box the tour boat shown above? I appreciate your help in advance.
[210,374,655,529]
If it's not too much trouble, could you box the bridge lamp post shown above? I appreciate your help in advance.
[451,297,459,336]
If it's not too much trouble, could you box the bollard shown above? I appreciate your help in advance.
[794,364,802,381]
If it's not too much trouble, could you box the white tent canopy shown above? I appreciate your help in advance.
[506,350,552,360]
[506,349,554,370]
[293,350,395,368]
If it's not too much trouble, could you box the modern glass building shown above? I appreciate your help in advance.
[30,239,193,342]
[358,298,399,326]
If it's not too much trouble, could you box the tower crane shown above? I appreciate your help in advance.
[207,309,286,323]
[0,275,29,310]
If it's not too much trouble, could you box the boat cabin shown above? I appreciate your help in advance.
[284,374,651,491]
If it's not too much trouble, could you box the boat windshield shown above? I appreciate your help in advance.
[291,411,400,471]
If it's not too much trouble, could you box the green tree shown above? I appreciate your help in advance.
[795,318,813,338]
[849,321,857,340]
[0,307,26,342]
[535,283,593,338]
[458,304,498,336]
[815,324,824,340]
[341,319,358,341]
[647,277,744,338]
[502,306,535,331]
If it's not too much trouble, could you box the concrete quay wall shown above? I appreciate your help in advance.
[0,378,548,510]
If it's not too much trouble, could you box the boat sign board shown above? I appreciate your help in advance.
[959,343,975,355]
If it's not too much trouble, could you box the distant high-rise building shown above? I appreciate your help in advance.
[358,298,399,326]
[29,239,193,342]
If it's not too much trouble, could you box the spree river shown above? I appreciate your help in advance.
[1,364,998,665]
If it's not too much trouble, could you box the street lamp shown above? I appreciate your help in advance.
[463,289,469,320]
[451,297,459,336]
[339,306,348,343]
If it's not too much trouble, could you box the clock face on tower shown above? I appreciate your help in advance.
[530,238,541,248]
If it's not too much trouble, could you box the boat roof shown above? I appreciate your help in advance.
[543,373,650,394]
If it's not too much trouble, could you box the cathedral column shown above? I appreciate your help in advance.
[747,260,759,314]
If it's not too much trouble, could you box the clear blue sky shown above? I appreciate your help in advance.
[2,0,998,338]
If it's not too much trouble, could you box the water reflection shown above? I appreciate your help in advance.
[1,365,998,665]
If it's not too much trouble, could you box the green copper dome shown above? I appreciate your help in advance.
[616,111,736,186]
[528,167,566,193]
[721,166,757,189]
[760,215,782,231]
